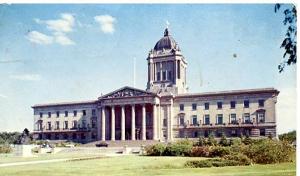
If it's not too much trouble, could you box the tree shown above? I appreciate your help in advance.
[275,4,297,73]
[278,130,296,144]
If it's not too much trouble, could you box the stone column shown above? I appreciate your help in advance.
[142,104,146,140]
[153,104,157,140]
[101,107,105,141]
[97,108,101,140]
[111,106,115,141]
[131,105,136,140]
[121,106,125,141]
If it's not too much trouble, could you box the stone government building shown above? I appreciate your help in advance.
[32,28,279,143]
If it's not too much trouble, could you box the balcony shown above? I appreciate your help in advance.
[174,121,275,129]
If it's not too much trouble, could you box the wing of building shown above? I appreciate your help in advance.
[32,28,280,142]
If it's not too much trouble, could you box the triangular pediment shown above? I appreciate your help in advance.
[99,86,156,99]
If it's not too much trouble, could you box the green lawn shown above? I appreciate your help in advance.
[0,156,296,176]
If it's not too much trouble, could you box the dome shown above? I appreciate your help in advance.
[154,28,180,51]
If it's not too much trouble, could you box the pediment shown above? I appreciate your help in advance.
[99,86,155,99]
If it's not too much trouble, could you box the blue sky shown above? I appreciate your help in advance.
[0,4,296,134]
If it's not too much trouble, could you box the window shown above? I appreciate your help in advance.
[230,101,236,109]
[217,114,223,124]
[230,114,237,124]
[156,72,161,81]
[244,113,251,124]
[39,112,43,118]
[92,109,96,116]
[193,131,198,138]
[162,71,166,80]
[179,104,184,111]
[82,120,86,128]
[82,110,86,116]
[47,122,51,130]
[92,120,96,128]
[72,120,77,128]
[258,99,265,107]
[204,130,209,137]
[65,111,68,117]
[179,116,184,126]
[244,100,249,108]
[56,111,59,117]
[217,102,222,109]
[231,130,237,137]
[163,119,167,127]
[258,112,265,123]
[168,71,172,81]
[48,112,51,118]
[55,134,59,140]
[204,103,209,110]
[260,129,266,136]
[73,110,77,117]
[204,115,210,125]
[192,103,197,110]
[64,121,68,129]
[192,115,197,125]
[55,121,60,130]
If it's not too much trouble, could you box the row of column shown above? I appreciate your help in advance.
[101,104,158,141]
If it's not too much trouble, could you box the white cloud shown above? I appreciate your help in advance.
[0,94,8,99]
[9,74,42,81]
[45,13,75,33]
[54,33,75,45]
[25,31,53,45]
[28,13,76,46]
[94,15,116,34]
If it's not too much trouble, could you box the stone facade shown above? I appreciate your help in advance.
[32,28,279,143]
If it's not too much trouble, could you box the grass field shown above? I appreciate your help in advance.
[0,155,296,176]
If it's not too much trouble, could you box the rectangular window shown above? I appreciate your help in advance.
[64,121,68,129]
[65,111,68,117]
[162,71,166,80]
[244,100,249,108]
[179,104,184,111]
[244,113,251,124]
[230,113,237,124]
[72,120,77,128]
[163,119,167,127]
[217,102,222,109]
[157,72,161,81]
[230,101,236,109]
[92,109,96,116]
[204,115,210,125]
[204,103,209,110]
[56,111,59,117]
[258,112,265,123]
[217,114,223,124]
[48,112,51,118]
[168,71,172,81]
[39,112,43,118]
[192,103,197,110]
[47,122,51,130]
[82,110,86,116]
[260,129,266,136]
[73,110,77,117]
[192,115,197,125]
[82,120,86,128]
[55,121,59,130]
[258,99,265,107]
[179,116,184,126]
[177,60,180,79]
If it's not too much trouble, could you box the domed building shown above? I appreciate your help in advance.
[32,28,279,144]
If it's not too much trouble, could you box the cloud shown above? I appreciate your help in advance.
[94,15,116,34]
[54,33,75,45]
[28,13,75,46]
[0,94,8,99]
[0,59,22,64]
[25,31,53,45]
[9,74,42,81]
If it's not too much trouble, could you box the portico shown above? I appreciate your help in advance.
[98,86,160,141]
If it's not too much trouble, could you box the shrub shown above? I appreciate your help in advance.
[194,137,206,146]
[209,146,231,157]
[0,145,12,153]
[219,134,229,146]
[242,136,253,145]
[164,140,193,156]
[242,139,295,164]
[190,146,210,157]
[145,143,166,156]
[207,134,217,146]
[185,160,213,168]
[185,158,241,168]
[223,153,252,165]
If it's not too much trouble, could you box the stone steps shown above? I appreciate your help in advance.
[83,140,162,147]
